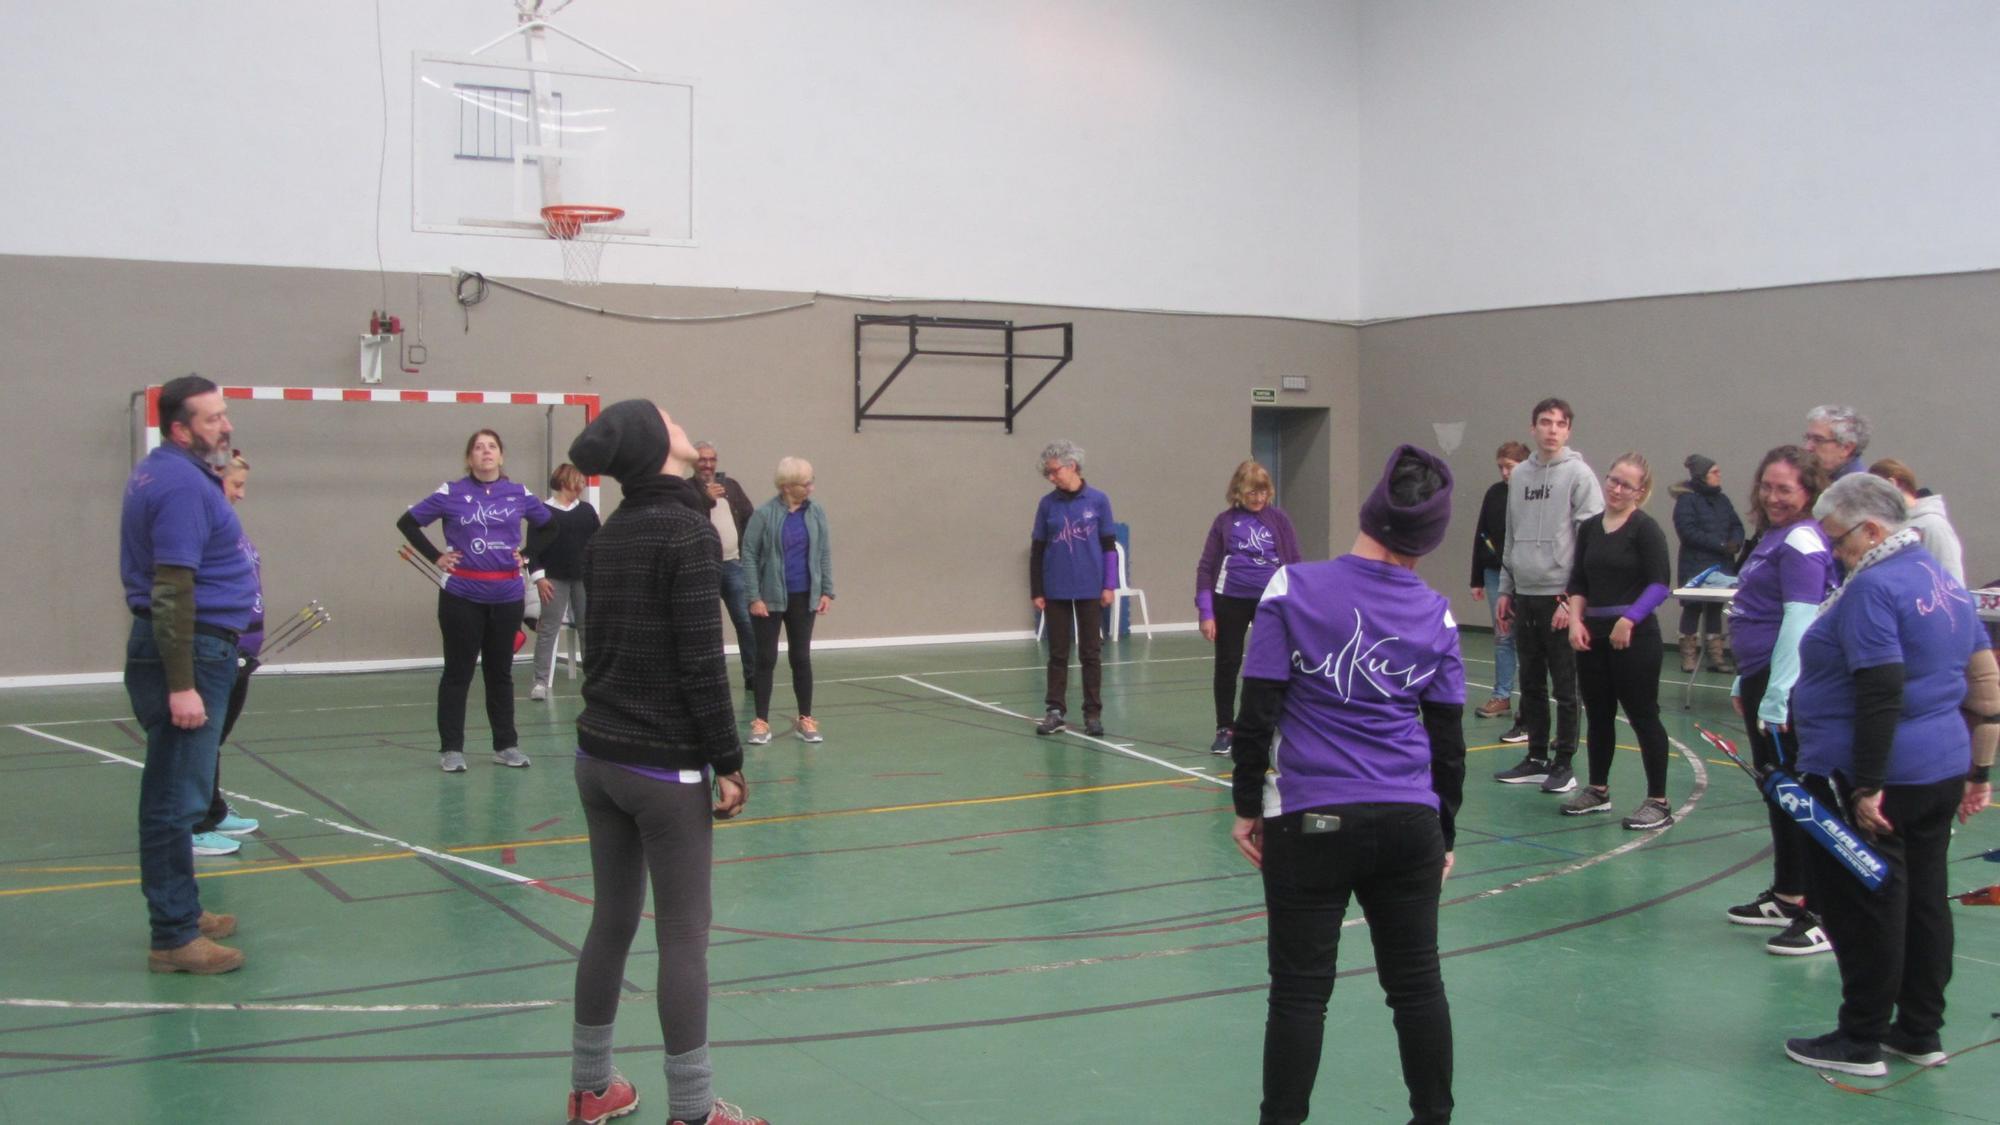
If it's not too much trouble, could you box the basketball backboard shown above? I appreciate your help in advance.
[412,47,694,247]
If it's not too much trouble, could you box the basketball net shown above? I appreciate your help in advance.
[541,205,623,287]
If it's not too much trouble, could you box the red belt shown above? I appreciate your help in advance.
[450,568,520,581]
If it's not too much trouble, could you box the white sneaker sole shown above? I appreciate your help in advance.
[1883,1044,1948,1067]
[1784,1046,1884,1076]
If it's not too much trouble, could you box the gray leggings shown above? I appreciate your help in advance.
[571,756,713,1053]
[533,578,586,687]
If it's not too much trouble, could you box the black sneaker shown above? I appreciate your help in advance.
[1084,717,1105,737]
[1881,1028,1948,1068]
[1498,723,1530,744]
[1493,755,1550,784]
[1766,911,1833,956]
[1035,709,1066,736]
[1785,1029,1885,1076]
[1725,889,1797,927]
[1539,763,1577,794]
[1209,728,1233,756]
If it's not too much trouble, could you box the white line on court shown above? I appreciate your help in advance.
[0,997,557,1014]
[895,675,1229,788]
[10,724,541,889]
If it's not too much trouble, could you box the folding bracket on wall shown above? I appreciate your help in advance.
[853,315,1074,433]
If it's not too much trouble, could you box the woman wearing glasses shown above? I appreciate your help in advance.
[1721,445,1837,955]
[1561,454,1675,828]
[741,457,834,745]
[1195,460,1302,756]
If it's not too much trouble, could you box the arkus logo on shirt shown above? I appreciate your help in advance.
[1292,608,1435,701]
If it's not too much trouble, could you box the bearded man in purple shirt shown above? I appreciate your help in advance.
[1230,444,1467,1125]
[120,374,260,975]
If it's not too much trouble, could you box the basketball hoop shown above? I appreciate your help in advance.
[541,205,624,287]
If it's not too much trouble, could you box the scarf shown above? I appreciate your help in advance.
[1817,527,1920,618]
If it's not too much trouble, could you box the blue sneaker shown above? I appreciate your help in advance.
[214,811,260,836]
[192,832,241,857]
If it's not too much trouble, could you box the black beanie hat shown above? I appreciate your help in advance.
[569,399,669,485]
[1684,454,1715,484]
[1359,444,1455,557]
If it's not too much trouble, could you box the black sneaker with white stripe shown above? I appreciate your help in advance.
[1766,910,1833,956]
[1785,1030,1885,1076]
[1493,755,1550,784]
[1725,889,1794,927]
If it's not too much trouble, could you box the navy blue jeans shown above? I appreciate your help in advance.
[124,619,239,949]
[718,559,756,690]
[1259,803,1453,1125]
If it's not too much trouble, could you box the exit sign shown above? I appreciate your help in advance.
[1252,388,1277,403]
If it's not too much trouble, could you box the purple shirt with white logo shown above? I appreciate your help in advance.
[1793,548,1989,786]
[1726,520,1833,674]
[406,477,552,604]
[1241,555,1466,816]
[1032,484,1116,601]
[1194,505,1304,615]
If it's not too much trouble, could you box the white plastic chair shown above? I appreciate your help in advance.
[1109,541,1152,638]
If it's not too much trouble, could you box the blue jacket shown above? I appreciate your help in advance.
[742,496,833,606]
[1669,480,1745,586]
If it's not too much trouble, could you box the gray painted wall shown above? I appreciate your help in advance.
[1359,271,2000,634]
[9,254,1358,678]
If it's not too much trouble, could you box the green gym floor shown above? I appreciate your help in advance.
[2,633,1996,1124]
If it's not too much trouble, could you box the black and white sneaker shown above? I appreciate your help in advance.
[1725,889,1795,927]
[1035,709,1066,736]
[1493,756,1550,784]
[1083,717,1105,737]
[1881,1028,1948,1068]
[1785,1030,1885,1076]
[1767,911,1833,956]
[1209,728,1233,756]
[1538,763,1578,794]
[1498,723,1530,744]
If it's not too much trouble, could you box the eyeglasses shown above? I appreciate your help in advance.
[1801,433,1838,447]
[1604,475,1643,494]
[1828,522,1870,549]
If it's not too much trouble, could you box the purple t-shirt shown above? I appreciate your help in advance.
[120,445,262,632]
[1793,549,1989,785]
[406,477,552,605]
[1726,520,1833,674]
[1032,485,1116,601]
[1242,555,1467,816]
[1215,509,1290,600]
[782,507,811,595]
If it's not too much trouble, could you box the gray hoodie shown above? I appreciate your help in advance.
[1906,493,1966,585]
[1499,446,1604,597]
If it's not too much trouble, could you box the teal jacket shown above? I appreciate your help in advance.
[741,496,834,606]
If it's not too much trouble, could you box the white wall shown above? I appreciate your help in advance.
[1359,0,2000,318]
[0,0,1360,320]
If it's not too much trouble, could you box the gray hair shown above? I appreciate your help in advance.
[1813,471,1906,534]
[1039,440,1084,473]
[1806,404,1871,457]
[692,441,716,454]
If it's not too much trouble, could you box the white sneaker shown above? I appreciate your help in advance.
[530,683,548,701]
[492,747,531,768]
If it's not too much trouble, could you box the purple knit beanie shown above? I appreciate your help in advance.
[1359,444,1455,556]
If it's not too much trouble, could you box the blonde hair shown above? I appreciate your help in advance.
[549,462,585,494]
[775,456,814,488]
[1609,453,1653,506]
[1226,460,1274,507]
[225,452,249,475]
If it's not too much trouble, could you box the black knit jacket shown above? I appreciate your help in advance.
[575,473,743,775]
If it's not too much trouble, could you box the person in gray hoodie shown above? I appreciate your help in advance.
[1869,458,1966,584]
[1494,397,1604,795]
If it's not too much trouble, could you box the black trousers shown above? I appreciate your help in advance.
[1212,593,1259,729]
[1677,600,1724,635]
[1259,803,1453,1125]
[436,591,523,756]
[1043,598,1104,718]
[194,659,255,833]
[1574,617,1670,797]
[753,591,816,721]
[1739,666,1809,898]
[1511,594,1578,759]
[1802,773,1960,1042]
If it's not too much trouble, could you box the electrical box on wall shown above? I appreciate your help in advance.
[1282,375,1309,392]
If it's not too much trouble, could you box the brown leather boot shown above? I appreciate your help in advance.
[198,911,236,939]
[148,936,244,975]
[1678,634,1700,673]
[1706,634,1736,673]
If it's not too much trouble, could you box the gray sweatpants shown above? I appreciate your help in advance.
[532,578,586,688]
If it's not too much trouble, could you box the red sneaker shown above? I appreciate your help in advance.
[566,1076,639,1124]
[675,1099,768,1125]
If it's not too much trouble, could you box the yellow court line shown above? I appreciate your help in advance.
[0,775,1212,898]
